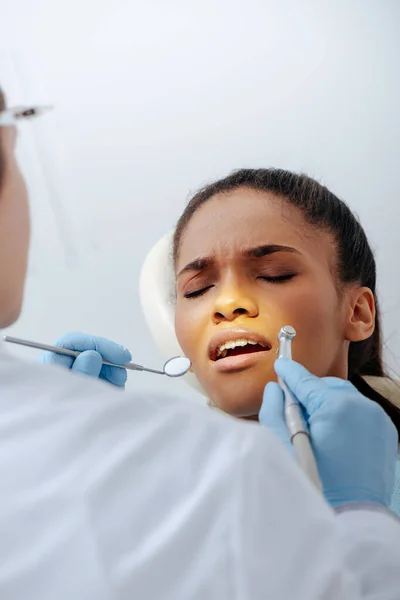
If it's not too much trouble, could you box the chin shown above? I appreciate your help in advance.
[210,391,264,418]
[202,367,273,418]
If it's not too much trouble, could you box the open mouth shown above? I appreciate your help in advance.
[208,329,273,370]
[214,339,270,361]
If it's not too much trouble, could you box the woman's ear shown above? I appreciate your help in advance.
[344,287,375,342]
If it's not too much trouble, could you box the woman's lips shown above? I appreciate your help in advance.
[210,346,271,373]
[208,327,272,362]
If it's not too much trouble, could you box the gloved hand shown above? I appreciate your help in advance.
[39,332,132,388]
[259,357,398,508]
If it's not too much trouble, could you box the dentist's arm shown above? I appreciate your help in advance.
[260,358,400,599]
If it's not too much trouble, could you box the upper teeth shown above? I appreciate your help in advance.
[217,339,260,357]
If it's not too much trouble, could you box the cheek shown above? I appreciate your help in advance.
[174,298,208,361]
[283,286,337,324]
[278,283,343,373]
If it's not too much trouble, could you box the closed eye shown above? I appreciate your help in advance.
[184,285,214,299]
[258,274,296,283]
[184,274,295,298]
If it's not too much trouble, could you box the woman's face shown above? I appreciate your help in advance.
[174,187,369,418]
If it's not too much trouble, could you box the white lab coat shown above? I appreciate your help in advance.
[0,349,399,600]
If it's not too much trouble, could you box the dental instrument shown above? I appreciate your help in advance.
[4,336,191,378]
[0,106,53,126]
[277,326,323,491]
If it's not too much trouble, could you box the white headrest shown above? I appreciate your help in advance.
[139,233,400,408]
[139,231,207,396]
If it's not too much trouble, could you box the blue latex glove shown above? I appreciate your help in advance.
[259,358,398,508]
[39,332,132,388]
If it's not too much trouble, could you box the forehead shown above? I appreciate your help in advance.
[177,187,332,267]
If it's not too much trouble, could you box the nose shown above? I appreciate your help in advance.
[212,287,259,324]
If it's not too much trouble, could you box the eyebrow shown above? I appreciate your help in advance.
[177,244,300,276]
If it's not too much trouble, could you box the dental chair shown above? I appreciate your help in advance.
[139,232,400,516]
[139,231,206,398]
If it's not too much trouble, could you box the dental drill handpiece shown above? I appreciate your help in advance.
[277,326,323,492]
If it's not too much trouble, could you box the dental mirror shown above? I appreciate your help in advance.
[162,356,191,378]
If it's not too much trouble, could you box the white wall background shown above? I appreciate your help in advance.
[1,0,399,401]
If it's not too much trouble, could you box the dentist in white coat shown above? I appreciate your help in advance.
[0,91,399,600]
